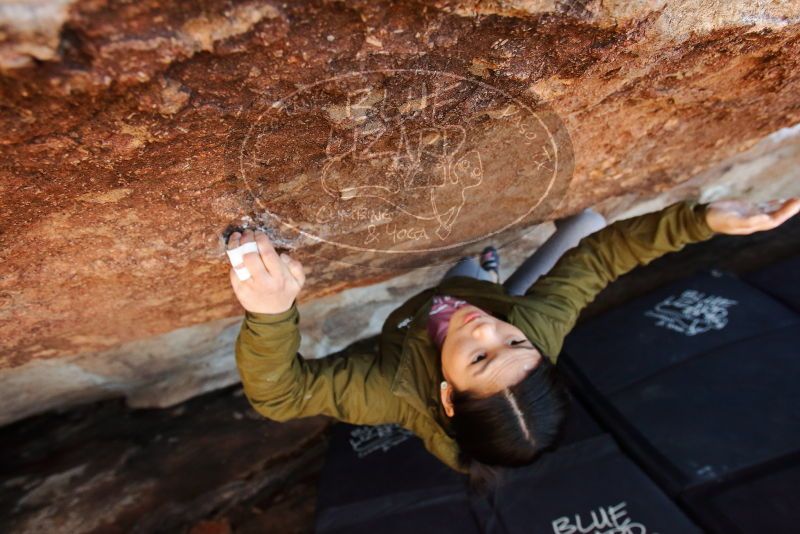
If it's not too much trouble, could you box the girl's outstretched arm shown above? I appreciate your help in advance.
[228,229,405,426]
[515,198,800,360]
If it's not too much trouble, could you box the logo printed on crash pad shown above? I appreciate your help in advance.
[645,290,738,336]
[551,501,655,534]
[349,424,414,458]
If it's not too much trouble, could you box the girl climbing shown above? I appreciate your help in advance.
[226,198,800,484]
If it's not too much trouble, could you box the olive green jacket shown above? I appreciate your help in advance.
[235,201,715,473]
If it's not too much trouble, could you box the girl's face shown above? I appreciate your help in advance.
[439,304,542,407]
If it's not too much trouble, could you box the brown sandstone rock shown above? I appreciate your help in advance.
[1,0,799,423]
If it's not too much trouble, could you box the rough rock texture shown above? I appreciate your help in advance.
[1,0,800,424]
[0,385,331,533]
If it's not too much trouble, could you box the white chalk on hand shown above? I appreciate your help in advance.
[227,241,260,281]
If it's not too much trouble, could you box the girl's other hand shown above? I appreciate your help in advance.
[706,198,800,235]
[227,229,306,315]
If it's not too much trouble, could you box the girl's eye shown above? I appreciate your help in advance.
[509,339,527,346]
[471,353,486,364]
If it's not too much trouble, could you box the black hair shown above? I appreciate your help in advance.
[449,356,569,493]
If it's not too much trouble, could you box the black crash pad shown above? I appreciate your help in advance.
[592,326,800,495]
[745,254,800,313]
[314,395,700,533]
[492,434,701,534]
[317,493,481,534]
[562,271,799,395]
[314,422,476,533]
[683,458,800,534]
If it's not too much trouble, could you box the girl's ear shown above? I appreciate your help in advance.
[440,381,455,417]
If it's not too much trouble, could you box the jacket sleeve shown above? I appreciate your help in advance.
[235,300,406,426]
[516,200,716,360]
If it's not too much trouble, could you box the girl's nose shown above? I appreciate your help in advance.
[471,320,495,339]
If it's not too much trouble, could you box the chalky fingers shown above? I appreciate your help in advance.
[239,230,270,282]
